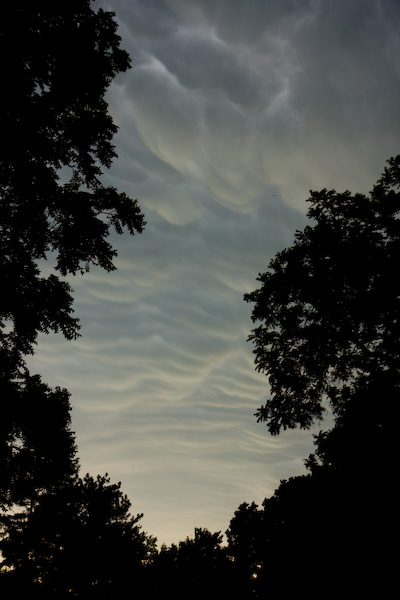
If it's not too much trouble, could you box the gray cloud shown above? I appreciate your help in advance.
[30,0,400,545]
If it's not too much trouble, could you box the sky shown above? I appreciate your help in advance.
[29,0,400,546]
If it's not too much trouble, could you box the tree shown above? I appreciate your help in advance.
[225,502,264,599]
[245,156,400,434]
[0,375,79,596]
[258,474,361,596]
[0,374,77,511]
[150,528,236,600]
[0,4,150,594]
[242,157,399,595]
[0,1,144,372]
[0,473,156,598]
[226,466,397,598]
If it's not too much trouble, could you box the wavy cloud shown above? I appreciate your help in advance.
[29,0,400,544]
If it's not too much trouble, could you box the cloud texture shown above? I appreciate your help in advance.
[29,0,400,544]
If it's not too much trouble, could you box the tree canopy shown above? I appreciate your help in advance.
[0,4,150,594]
[1,472,156,598]
[0,1,145,372]
[0,374,77,511]
[149,528,237,600]
[245,155,400,434]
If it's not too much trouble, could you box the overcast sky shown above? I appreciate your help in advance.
[29,0,400,546]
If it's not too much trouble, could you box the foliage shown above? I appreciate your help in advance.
[240,156,400,595]
[0,1,145,371]
[225,502,264,599]
[306,368,400,475]
[245,155,400,434]
[0,3,150,596]
[0,473,156,598]
[0,373,77,511]
[150,528,237,600]
[225,467,397,598]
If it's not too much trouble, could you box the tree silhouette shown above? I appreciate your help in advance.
[0,1,144,372]
[226,464,398,598]
[225,502,264,599]
[149,528,237,600]
[1,473,156,598]
[245,155,400,434]
[242,156,400,595]
[0,4,150,595]
[0,374,78,511]
[0,375,79,595]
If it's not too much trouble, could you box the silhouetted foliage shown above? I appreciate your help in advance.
[225,466,397,598]
[0,373,77,511]
[149,528,238,600]
[259,474,358,595]
[240,157,400,596]
[0,473,156,598]
[0,1,144,372]
[0,3,150,595]
[225,502,264,599]
[306,369,400,475]
[245,156,400,434]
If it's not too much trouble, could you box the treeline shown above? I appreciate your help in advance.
[1,2,398,598]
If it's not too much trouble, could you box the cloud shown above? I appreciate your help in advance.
[30,0,400,545]
[107,0,400,213]
[28,190,309,543]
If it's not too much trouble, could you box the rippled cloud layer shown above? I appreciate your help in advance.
[29,0,400,544]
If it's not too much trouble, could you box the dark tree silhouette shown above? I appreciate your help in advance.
[241,156,400,596]
[306,369,400,477]
[258,474,355,596]
[0,375,78,596]
[226,465,397,598]
[245,156,400,434]
[0,4,149,595]
[1,473,156,598]
[0,1,144,372]
[149,528,238,600]
[225,502,264,599]
[0,374,77,511]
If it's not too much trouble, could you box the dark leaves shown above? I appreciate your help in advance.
[0,1,145,371]
[245,156,400,434]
